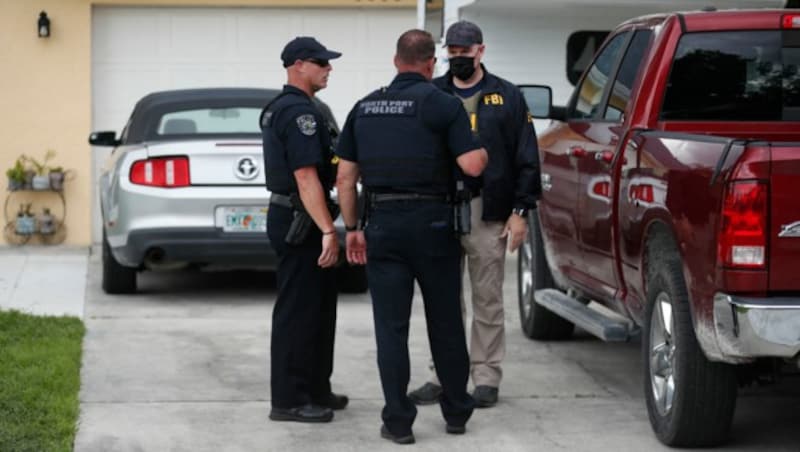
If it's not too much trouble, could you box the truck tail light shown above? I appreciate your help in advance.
[783,14,800,29]
[718,181,768,269]
[130,156,190,187]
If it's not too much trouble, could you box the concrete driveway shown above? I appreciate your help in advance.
[75,253,799,451]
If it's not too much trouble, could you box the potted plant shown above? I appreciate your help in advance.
[24,150,55,190]
[38,207,56,235]
[15,203,35,235]
[49,166,65,191]
[5,158,26,191]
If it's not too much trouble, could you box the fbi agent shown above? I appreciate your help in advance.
[335,30,488,444]
[410,20,541,408]
[261,37,347,423]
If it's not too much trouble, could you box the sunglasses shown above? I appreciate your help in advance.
[305,58,330,67]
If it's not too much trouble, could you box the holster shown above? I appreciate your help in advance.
[284,193,340,245]
[285,194,313,245]
[453,180,472,235]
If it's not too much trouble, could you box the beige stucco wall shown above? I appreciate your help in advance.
[0,0,91,246]
[0,0,415,246]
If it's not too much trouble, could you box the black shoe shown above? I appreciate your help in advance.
[446,424,466,435]
[380,424,415,445]
[472,385,498,408]
[312,392,349,410]
[269,404,333,423]
[408,382,442,405]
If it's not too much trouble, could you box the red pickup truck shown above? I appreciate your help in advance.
[519,8,800,447]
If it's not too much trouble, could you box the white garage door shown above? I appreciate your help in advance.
[91,6,414,242]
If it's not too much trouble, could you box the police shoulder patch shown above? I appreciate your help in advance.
[296,114,317,136]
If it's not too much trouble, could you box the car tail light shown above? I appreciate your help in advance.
[718,181,768,269]
[130,156,190,187]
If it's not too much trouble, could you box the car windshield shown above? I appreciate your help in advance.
[156,107,262,135]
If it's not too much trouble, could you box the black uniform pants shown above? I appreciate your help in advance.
[365,200,475,436]
[267,204,337,408]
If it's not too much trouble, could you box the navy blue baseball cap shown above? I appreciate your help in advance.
[444,21,483,47]
[281,37,342,67]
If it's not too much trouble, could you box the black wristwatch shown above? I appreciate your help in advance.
[345,223,359,232]
[512,207,528,218]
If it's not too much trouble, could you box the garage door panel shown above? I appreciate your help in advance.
[92,9,160,62]
[93,67,163,127]
[302,15,360,55]
[236,10,298,57]
[168,67,234,88]
[170,15,229,60]
[364,11,415,59]
[237,68,284,90]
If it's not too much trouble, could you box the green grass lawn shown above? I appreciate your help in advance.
[0,310,85,452]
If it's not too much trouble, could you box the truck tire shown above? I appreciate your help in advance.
[643,240,737,447]
[517,212,575,340]
[337,264,367,293]
[102,229,137,294]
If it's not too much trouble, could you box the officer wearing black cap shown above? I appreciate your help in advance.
[335,29,488,444]
[409,20,541,409]
[261,36,347,423]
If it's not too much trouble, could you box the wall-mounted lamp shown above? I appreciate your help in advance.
[38,11,50,38]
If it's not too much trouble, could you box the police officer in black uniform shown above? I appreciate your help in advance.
[261,37,347,423]
[335,29,488,444]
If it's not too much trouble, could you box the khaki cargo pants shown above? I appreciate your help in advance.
[429,196,507,387]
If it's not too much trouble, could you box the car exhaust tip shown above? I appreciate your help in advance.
[144,247,187,271]
[145,247,165,263]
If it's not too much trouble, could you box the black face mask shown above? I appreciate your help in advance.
[449,56,476,81]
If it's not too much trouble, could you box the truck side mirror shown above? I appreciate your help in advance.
[89,131,120,147]
[519,85,554,119]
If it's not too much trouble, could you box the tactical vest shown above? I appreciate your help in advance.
[260,92,335,194]
[354,82,451,194]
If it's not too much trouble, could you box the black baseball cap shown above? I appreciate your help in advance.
[444,20,483,47]
[281,37,342,67]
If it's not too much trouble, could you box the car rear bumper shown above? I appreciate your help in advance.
[111,227,277,269]
[702,292,800,363]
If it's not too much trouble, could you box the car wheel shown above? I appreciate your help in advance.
[518,211,574,340]
[102,229,137,294]
[337,264,367,293]
[643,237,737,447]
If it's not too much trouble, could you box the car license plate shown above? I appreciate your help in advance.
[216,206,268,232]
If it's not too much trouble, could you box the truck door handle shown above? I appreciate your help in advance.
[594,150,627,165]
[595,150,615,164]
[569,146,588,158]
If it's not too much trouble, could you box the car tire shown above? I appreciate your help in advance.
[102,229,137,294]
[643,237,737,447]
[337,264,367,293]
[518,211,575,340]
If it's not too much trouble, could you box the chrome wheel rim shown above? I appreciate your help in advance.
[520,236,534,319]
[649,292,676,416]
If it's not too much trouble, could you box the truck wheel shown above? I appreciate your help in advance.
[518,212,574,340]
[102,229,137,294]
[337,264,367,293]
[643,243,737,447]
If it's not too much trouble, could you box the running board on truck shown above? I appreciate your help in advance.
[534,288,637,342]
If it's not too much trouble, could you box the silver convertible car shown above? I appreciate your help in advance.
[89,88,365,294]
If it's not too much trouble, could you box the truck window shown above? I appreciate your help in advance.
[661,31,800,121]
[604,30,652,121]
[567,31,611,86]
[571,32,629,120]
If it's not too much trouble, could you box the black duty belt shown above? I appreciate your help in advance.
[369,193,450,203]
[270,193,293,208]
